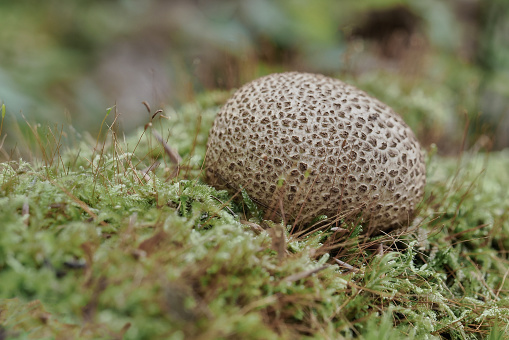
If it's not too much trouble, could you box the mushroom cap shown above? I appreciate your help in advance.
[206,72,426,233]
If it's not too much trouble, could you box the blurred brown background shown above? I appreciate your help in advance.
[1,0,508,155]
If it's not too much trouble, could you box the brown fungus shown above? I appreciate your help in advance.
[206,72,426,234]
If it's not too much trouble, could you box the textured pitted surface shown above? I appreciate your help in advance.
[206,72,426,232]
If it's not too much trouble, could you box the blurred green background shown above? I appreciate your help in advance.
[1,0,508,157]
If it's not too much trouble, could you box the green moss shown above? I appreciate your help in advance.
[1,97,509,339]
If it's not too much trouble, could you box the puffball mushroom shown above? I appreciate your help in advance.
[206,72,426,233]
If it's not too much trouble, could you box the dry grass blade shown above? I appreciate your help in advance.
[444,223,490,241]
[210,195,236,216]
[334,258,360,273]
[47,178,108,226]
[240,219,265,234]
[139,161,161,180]
[152,130,182,165]
[284,265,329,283]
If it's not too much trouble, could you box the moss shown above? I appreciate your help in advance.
[0,96,509,339]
